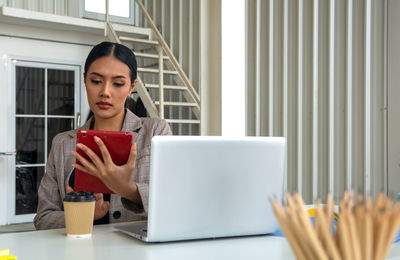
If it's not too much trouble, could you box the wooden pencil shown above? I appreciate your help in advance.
[374,197,394,260]
[373,192,384,218]
[325,194,334,232]
[337,205,352,259]
[348,207,362,260]
[347,190,355,210]
[365,198,373,260]
[383,196,393,212]
[373,208,384,259]
[293,194,328,260]
[342,194,357,260]
[271,200,308,260]
[292,193,325,259]
[286,205,316,259]
[374,210,390,260]
[285,192,296,209]
[315,199,323,241]
[315,206,341,260]
[286,193,318,259]
[355,200,367,260]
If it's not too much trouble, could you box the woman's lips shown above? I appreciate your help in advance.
[97,102,112,109]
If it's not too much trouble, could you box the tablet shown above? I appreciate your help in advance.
[74,129,133,194]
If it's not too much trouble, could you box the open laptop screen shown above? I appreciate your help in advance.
[146,136,286,242]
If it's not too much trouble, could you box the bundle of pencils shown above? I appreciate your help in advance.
[271,191,400,260]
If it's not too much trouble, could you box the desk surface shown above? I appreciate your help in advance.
[1,223,400,260]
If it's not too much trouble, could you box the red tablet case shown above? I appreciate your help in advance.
[75,129,133,194]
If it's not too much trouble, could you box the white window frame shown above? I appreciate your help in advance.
[80,0,137,25]
[7,57,82,224]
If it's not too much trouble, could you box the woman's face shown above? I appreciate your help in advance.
[84,55,135,120]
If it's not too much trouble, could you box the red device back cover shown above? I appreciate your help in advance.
[75,130,133,194]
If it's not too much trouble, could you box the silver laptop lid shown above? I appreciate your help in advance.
[147,136,286,242]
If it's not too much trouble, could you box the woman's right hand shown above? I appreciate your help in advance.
[66,186,110,221]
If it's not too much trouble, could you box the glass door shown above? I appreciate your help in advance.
[8,59,81,223]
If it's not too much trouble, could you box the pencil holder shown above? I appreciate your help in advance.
[271,191,400,260]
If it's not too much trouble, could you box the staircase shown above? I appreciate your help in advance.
[104,0,200,134]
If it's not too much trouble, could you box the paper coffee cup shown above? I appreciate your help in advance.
[63,191,96,238]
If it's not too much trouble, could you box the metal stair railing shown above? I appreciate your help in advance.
[134,0,200,107]
[103,0,200,126]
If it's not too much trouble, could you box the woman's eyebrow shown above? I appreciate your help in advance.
[89,72,126,79]
[112,75,127,79]
[89,72,103,77]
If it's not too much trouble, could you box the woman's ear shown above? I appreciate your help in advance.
[129,79,137,95]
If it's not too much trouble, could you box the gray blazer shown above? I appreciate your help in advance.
[34,110,172,230]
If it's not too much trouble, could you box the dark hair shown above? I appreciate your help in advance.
[84,41,137,82]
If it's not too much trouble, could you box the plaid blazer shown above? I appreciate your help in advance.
[33,110,172,230]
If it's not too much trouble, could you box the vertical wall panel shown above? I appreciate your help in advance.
[282,0,288,194]
[352,0,365,195]
[365,0,372,196]
[273,0,283,137]
[302,0,314,203]
[334,0,346,198]
[267,0,273,136]
[296,0,303,195]
[346,0,353,194]
[371,0,387,197]
[286,0,298,194]
[246,0,256,136]
[246,0,388,203]
[312,0,319,202]
[328,0,334,197]
[318,0,330,201]
[259,0,269,136]
[388,0,400,196]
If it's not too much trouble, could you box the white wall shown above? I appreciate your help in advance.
[221,0,245,137]
[0,22,99,225]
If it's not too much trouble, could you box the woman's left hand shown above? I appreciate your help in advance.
[71,136,139,201]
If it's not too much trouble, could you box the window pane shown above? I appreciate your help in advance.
[48,118,73,154]
[16,67,45,115]
[85,0,130,18]
[109,0,130,17]
[16,118,45,164]
[15,166,44,215]
[48,69,75,116]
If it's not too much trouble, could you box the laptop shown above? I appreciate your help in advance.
[115,136,286,242]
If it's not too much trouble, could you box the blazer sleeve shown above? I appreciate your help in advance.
[33,136,66,230]
[121,119,172,213]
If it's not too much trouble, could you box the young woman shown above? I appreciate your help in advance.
[34,41,172,230]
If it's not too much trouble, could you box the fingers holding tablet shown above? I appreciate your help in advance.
[73,130,135,195]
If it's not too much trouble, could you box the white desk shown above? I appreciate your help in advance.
[1,223,400,260]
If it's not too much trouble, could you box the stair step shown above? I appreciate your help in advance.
[138,68,178,75]
[166,119,201,124]
[134,52,170,60]
[145,84,186,91]
[155,101,198,107]
[119,36,158,45]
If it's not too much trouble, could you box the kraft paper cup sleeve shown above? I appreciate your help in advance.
[63,191,96,238]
